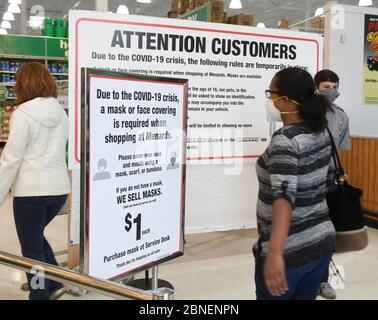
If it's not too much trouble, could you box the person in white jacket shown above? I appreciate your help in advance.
[0,62,70,300]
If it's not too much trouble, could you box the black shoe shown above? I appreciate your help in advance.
[50,287,66,300]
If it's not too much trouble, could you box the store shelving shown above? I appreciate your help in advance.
[0,34,69,148]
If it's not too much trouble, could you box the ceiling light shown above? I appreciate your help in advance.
[1,20,12,29]
[3,12,15,21]
[0,28,8,35]
[359,0,373,6]
[8,0,22,5]
[137,0,152,3]
[256,23,266,28]
[117,5,129,14]
[314,7,324,17]
[229,0,242,9]
[73,1,81,9]
[8,4,21,14]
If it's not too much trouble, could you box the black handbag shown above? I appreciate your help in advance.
[326,127,368,253]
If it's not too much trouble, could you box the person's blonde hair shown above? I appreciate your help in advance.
[15,62,57,105]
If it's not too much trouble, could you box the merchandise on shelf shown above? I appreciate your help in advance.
[0,104,16,144]
[43,18,54,37]
[54,19,66,38]
[168,0,227,23]
[278,19,291,29]
[0,85,8,101]
[42,18,68,38]
[0,58,68,103]
[227,14,254,26]
[7,87,15,99]
[311,17,325,30]
[0,34,69,109]
[0,107,4,124]
[212,12,226,23]
[1,60,10,71]
[48,61,68,74]
[0,73,16,84]
[211,1,224,14]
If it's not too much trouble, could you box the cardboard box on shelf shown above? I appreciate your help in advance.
[278,19,291,29]
[167,10,178,18]
[182,1,197,13]
[174,0,183,14]
[211,13,225,23]
[311,17,325,30]
[227,16,235,24]
[234,14,253,26]
[2,112,11,122]
[178,0,191,13]
[189,0,197,10]
[211,0,224,14]
[197,0,209,6]
[171,0,179,11]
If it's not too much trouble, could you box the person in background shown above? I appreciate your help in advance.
[253,67,336,300]
[315,69,350,150]
[315,69,351,300]
[0,62,70,300]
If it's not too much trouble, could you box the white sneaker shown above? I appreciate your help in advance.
[319,282,336,300]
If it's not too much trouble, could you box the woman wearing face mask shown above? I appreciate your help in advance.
[253,67,336,300]
[314,70,351,300]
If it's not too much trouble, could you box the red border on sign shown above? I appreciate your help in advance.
[87,74,186,280]
[75,17,321,164]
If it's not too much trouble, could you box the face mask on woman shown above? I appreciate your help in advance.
[265,98,301,122]
[266,99,283,122]
[318,88,340,103]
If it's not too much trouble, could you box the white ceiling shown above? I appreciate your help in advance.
[1,0,378,35]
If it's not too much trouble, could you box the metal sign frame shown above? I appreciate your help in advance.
[80,68,188,280]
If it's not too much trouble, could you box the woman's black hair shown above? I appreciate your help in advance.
[314,69,339,87]
[273,67,330,133]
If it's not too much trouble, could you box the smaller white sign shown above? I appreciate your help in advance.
[85,70,187,280]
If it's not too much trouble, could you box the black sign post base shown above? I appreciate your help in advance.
[127,270,174,291]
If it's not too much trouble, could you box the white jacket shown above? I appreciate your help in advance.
[0,97,70,204]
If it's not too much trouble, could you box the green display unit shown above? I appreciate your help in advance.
[0,34,69,148]
[0,34,69,102]
[178,3,211,22]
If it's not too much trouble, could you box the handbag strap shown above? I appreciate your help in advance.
[326,126,346,181]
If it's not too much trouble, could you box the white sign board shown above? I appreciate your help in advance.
[69,10,323,241]
[83,69,187,280]
[69,10,322,169]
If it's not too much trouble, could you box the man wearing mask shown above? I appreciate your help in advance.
[315,70,350,150]
[315,69,351,300]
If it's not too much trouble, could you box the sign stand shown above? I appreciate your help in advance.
[80,68,187,284]
[128,266,174,290]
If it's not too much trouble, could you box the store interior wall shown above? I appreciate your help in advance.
[186,163,257,234]
[325,4,378,138]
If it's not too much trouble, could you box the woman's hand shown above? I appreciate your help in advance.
[263,253,289,296]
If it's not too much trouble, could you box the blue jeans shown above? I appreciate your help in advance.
[255,254,332,300]
[13,195,68,300]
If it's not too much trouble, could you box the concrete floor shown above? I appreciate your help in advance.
[1,195,377,300]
